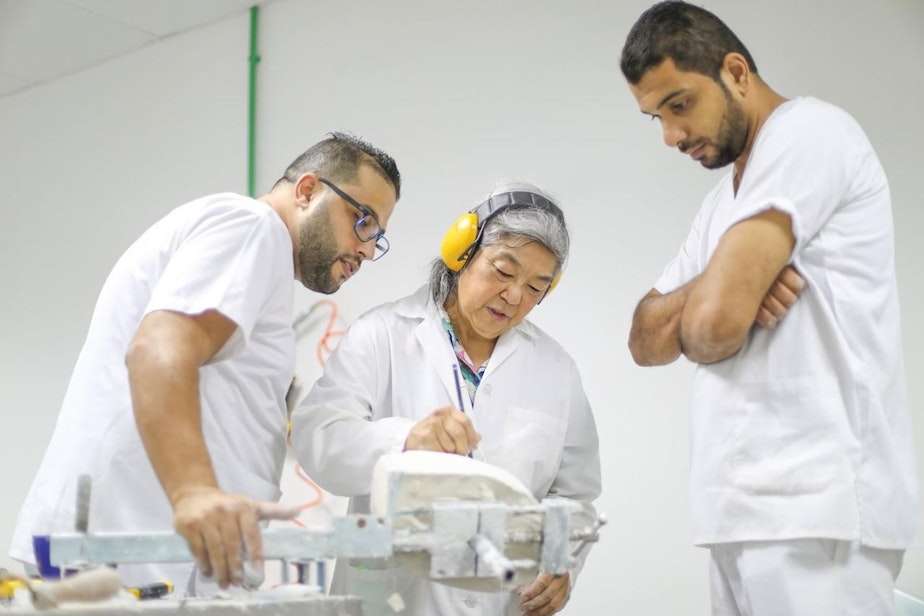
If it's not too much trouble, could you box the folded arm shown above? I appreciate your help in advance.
[628,280,698,366]
[629,208,801,366]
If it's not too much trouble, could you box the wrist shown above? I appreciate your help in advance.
[167,479,219,508]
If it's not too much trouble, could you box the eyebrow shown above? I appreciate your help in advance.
[323,182,385,235]
[362,202,383,228]
[368,207,386,235]
[357,198,387,234]
[494,250,555,284]
[641,88,687,116]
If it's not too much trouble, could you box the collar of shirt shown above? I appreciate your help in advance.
[439,313,487,399]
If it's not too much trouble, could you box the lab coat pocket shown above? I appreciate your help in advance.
[730,375,852,495]
[487,406,567,495]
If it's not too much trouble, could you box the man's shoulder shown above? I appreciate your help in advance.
[166,193,286,242]
[180,192,273,222]
[766,97,860,138]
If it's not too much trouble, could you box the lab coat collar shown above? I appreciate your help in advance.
[400,287,540,402]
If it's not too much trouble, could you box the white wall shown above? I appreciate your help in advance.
[1,1,922,613]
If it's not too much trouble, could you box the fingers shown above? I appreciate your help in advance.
[198,515,233,587]
[405,407,481,455]
[239,505,261,571]
[756,265,807,329]
[431,419,459,453]
[756,293,786,329]
[755,305,777,329]
[174,490,281,589]
[519,572,570,615]
[777,265,806,294]
[181,521,212,579]
[440,409,479,454]
[459,413,481,450]
[767,280,799,311]
[255,501,302,521]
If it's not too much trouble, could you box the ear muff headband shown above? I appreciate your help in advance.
[439,191,564,296]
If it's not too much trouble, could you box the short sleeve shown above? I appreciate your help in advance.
[146,201,291,360]
[654,206,706,294]
[724,101,857,255]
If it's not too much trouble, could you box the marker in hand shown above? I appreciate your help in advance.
[452,364,475,459]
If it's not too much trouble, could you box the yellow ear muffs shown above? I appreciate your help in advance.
[440,212,480,272]
[537,268,562,304]
[441,191,566,300]
[548,271,561,293]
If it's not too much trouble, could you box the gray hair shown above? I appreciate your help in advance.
[429,181,569,308]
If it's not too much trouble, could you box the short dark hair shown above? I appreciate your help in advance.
[275,132,401,199]
[620,1,757,85]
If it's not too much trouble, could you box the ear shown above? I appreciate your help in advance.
[292,173,320,210]
[721,52,751,94]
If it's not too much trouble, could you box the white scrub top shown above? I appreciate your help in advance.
[655,98,918,548]
[11,193,296,592]
[291,286,601,616]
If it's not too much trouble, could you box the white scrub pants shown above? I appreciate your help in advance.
[709,539,903,616]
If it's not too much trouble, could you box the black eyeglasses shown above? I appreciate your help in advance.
[318,177,390,261]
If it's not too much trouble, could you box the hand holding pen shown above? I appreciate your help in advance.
[452,364,477,459]
[402,364,481,456]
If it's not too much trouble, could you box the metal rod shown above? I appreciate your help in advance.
[468,533,514,583]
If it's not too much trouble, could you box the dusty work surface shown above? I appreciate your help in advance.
[0,594,362,615]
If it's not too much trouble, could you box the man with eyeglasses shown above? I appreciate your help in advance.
[10,132,401,597]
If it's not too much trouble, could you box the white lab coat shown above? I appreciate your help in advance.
[291,286,601,616]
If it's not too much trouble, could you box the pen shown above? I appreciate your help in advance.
[452,364,474,459]
[452,364,466,412]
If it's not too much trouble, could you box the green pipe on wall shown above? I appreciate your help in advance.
[247,5,260,197]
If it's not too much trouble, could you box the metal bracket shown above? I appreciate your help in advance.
[49,515,392,569]
[428,501,512,581]
[539,498,578,574]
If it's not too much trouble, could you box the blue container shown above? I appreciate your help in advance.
[31,535,67,578]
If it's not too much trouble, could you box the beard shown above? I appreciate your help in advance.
[691,83,749,170]
[295,207,345,295]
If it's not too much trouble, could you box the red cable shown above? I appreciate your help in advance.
[289,299,343,528]
[312,299,346,367]
[290,463,324,528]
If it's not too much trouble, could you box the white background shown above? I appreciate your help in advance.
[1,1,922,613]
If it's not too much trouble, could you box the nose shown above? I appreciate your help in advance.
[500,283,522,306]
[661,119,686,148]
[355,237,375,261]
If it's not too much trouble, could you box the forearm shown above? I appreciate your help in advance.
[678,281,749,364]
[678,208,796,364]
[678,308,748,364]
[127,349,218,506]
[292,404,413,496]
[628,279,698,366]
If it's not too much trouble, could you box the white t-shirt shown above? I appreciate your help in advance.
[10,193,296,589]
[655,97,918,548]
